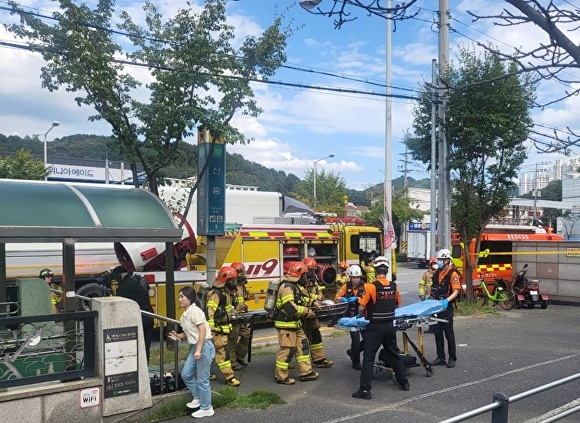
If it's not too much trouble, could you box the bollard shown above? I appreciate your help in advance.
[491,392,509,423]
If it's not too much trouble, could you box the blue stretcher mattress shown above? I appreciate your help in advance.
[338,299,446,328]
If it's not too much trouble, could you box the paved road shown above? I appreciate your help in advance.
[167,264,580,423]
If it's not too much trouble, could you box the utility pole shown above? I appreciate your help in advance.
[437,0,450,250]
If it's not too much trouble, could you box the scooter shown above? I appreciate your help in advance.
[512,264,549,309]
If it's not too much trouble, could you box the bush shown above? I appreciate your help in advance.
[396,252,407,262]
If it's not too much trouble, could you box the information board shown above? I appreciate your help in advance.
[103,326,139,398]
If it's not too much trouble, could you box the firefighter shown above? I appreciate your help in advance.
[327,261,350,327]
[430,249,460,368]
[336,261,349,289]
[335,264,365,370]
[419,256,438,301]
[228,261,251,370]
[300,257,334,368]
[352,256,409,399]
[206,266,240,386]
[361,254,376,283]
[274,261,320,385]
[39,268,62,313]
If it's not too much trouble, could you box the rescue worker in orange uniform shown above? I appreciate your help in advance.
[206,266,240,386]
[335,264,365,370]
[430,249,460,368]
[228,262,251,370]
[300,257,334,368]
[352,256,409,399]
[274,261,320,385]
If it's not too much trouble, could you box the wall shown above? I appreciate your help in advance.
[513,241,580,303]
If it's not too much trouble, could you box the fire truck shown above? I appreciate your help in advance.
[450,223,563,291]
[114,218,385,312]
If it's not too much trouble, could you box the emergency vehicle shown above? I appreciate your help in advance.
[451,223,563,291]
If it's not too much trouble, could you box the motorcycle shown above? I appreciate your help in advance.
[512,264,549,309]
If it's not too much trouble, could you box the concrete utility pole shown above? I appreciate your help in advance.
[437,0,450,250]
[430,59,438,257]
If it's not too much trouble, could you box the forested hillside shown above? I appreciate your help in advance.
[0,133,429,206]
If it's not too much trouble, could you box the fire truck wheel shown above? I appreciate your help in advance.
[76,283,106,311]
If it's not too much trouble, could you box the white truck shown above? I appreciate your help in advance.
[406,223,431,268]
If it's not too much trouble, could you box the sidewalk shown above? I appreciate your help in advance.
[162,305,580,423]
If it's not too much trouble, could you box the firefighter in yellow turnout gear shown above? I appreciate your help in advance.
[228,262,251,370]
[206,266,240,386]
[300,257,334,368]
[274,261,320,385]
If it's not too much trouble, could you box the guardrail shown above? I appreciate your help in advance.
[0,311,97,389]
[438,373,580,423]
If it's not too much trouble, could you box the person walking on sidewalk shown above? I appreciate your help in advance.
[170,286,215,419]
[273,261,320,385]
[352,256,409,399]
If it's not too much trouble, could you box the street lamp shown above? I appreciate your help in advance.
[44,121,60,181]
[313,153,335,208]
[299,0,321,10]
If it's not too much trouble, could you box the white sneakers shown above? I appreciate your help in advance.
[191,407,214,418]
[186,398,200,409]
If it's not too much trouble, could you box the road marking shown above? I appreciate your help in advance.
[523,399,580,423]
[319,354,578,423]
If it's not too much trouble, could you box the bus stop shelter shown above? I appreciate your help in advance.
[0,179,183,316]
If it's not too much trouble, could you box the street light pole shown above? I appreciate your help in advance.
[313,153,335,208]
[44,121,60,181]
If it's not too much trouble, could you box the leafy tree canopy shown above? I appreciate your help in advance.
[0,149,47,180]
[292,168,348,215]
[7,0,291,195]
[406,45,536,300]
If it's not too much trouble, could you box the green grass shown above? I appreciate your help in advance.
[328,329,348,338]
[455,300,501,316]
[148,343,190,367]
[142,387,286,422]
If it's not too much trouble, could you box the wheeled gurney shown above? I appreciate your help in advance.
[336,300,448,377]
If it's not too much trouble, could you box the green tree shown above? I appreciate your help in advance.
[293,168,347,214]
[7,0,289,195]
[362,188,425,244]
[406,45,535,302]
[0,149,48,180]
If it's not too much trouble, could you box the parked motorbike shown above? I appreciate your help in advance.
[512,264,549,309]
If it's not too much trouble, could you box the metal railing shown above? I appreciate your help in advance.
[438,373,580,423]
[0,311,97,390]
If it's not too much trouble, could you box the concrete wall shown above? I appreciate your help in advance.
[513,241,580,303]
[0,297,152,422]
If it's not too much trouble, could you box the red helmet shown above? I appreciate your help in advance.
[231,262,245,272]
[286,261,308,278]
[302,257,317,270]
[428,256,437,265]
[214,266,237,288]
[339,261,348,270]
[283,261,292,274]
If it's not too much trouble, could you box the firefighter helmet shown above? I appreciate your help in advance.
[436,249,452,260]
[230,261,245,275]
[285,261,308,282]
[428,256,437,265]
[39,268,53,279]
[302,257,317,269]
[214,266,237,288]
[338,261,348,271]
[347,265,362,277]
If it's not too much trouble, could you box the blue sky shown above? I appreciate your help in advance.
[1,1,580,190]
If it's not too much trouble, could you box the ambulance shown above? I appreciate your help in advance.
[450,223,563,291]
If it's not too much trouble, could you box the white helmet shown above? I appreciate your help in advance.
[372,256,390,268]
[347,265,362,277]
[436,249,452,259]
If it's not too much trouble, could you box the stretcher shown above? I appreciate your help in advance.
[336,300,448,377]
